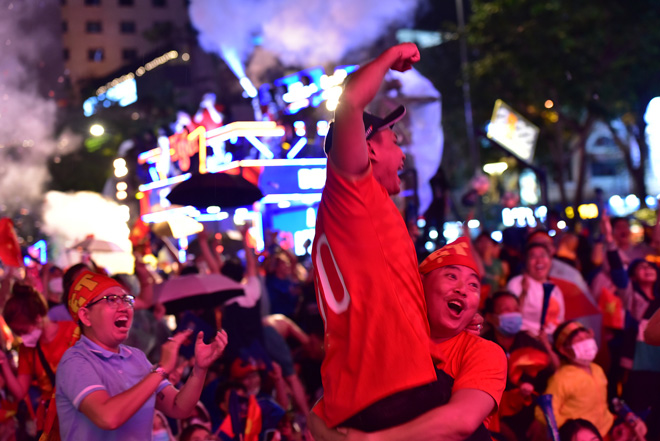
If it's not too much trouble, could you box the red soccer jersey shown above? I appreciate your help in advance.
[433,331,507,414]
[312,162,437,427]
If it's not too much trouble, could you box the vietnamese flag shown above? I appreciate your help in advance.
[0,218,22,267]
[599,286,624,330]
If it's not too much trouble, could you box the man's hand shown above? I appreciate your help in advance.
[160,329,193,374]
[466,313,484,336]
[601,211,614,244]
[388,43,420,72]
[269,361,283,382]
[308,413,347,441]
[193,330,228,370]
[519,382,534,398]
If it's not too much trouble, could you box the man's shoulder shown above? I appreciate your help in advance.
[321,159,383,202]
[438,332,506,366]
[461,332,507,362]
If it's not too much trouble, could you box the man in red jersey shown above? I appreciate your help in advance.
[312,43,450,432]
[311,238,507,441]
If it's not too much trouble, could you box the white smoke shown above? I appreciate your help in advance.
[386,69,442,215]
[189,0,423,72]
[0,1,78,213]
[41,191,134,274]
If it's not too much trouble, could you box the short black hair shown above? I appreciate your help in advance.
[179,424,211,441]
[524,242,551,258]
[610,216,629,228]
[484,290,519,314]
[559,419,603,441]
[221,257,245,282]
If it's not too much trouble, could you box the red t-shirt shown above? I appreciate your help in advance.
[312,162,437,427]
[434,331,508,426]
[18,321,78,400]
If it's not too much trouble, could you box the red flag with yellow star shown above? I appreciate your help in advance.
[599,286,624,330]
[0,218,22,267]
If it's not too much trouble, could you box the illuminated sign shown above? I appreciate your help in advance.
[138,158,327,221]
[487,100,540,162]
[264,65,358,115]
[138,121,285,177]
[83,78,138,117]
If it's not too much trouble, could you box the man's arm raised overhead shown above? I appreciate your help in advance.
[330,43,419,177]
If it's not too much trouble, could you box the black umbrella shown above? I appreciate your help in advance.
[166,172,263,209]
[155,273,245,314]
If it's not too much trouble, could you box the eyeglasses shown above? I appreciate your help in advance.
[86,294,135,309]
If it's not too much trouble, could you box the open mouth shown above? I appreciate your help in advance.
[447,298,465,316]
[114,318,129,330]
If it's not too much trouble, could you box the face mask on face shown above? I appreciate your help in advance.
[48,278,63,296]
[21,328,43,348]
[496,312,523,336]
[571,338,598,363]
[152,429,170,441]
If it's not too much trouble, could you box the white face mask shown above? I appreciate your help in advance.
[21,328,43,348]
[572,338,598,363]
[152,429,170,441]
[48,278,63,296]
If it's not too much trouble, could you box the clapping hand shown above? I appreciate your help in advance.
[194,330,228,370]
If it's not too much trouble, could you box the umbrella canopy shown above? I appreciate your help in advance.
[155,273,245,314]
[166,172,263,209]
[70,236,123,253]
[153,214,204,239]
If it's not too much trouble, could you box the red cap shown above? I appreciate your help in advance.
[419,237,480,277]
[68,270,124,320]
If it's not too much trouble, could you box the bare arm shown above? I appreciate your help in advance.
[309,389,496,441]
[242,227,257,279]
[157,330,228,418]
[330,43,419,176]
[263,314,310,346]
[133,260,155,310]
[197,229,221,274]
[0,352,31,401]
[79,372,163,430]
[358,389,495,441]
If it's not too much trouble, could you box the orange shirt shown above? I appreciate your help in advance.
[312,163,437,427]
[18,321,78,400]
[434,331,508,424]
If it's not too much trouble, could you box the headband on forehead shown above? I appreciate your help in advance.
[419,237,480,277]
[68,270,124,320]
[554,321,586,351]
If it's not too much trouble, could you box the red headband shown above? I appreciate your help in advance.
[68,270,124,320]
[419,237,480,277]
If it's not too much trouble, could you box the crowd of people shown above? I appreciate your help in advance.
[0,43,659,441]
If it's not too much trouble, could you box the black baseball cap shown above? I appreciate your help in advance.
[324,105,406,154]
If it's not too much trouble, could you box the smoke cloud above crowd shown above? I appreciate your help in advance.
[189,0,424,73]
[0,1,77,215]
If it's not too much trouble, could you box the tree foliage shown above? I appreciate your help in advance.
[465,0,660,206]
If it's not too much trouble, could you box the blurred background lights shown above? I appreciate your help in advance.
[89,124,105,136]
